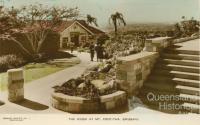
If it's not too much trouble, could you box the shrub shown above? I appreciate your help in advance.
[97,34,110,45]
[0,54,26,72]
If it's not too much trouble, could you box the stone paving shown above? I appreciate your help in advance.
[175,38,200,51]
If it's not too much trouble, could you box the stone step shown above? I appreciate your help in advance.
[176,85,200,96]
[179,94,200,104]
[156,64,200,73]
[173,78,200,88]
[161,53,200,61]
[181,103,200,114]
[146,76,174,84]
[138,98,182,114]
[139,98,183,114]
[153,70,200,80]
[138,87,184,114]
[164,49,200,55]
[139,86,179,97]
[143,81,176,92]
[147,75,200,88]
[161,59,200,67]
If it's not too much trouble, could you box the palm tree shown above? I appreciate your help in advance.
[86,14,98,27]
[181,16,186,20]
[174,23,182,37]
[109,12,126,36]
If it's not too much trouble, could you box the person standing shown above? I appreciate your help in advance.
[70,42,75,53]
[89,43,95,61]
[98,45,104,62]
[95,43,100,62]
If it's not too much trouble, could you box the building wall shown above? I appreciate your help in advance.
[60,22,91,48]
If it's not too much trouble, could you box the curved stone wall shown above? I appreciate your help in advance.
[51,91,127,113]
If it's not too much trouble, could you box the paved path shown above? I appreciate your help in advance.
[0,51,99,114]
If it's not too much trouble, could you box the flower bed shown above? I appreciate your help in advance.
[51,90,127,113]
[51,58,128,113]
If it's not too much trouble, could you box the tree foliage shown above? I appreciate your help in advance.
[0,4,79,60]
[109,12,126,36]
[174,16,199,37]
[86,14,98,27]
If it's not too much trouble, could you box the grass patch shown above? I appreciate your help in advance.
[0,58,80,91]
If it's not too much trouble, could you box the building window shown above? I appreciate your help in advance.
[81,35,86,42]
[62,37,68,48]
[62,37,68,43]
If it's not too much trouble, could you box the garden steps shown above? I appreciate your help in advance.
[161,58,200,67]
[173,78,200,88]
[155,64,200,73]
[176,85,200,96]
[140,45,200,114]
[179,94,200,104]
[143,81,176,92]
[147,75,200,88]
[181,103,200,114]
[161,53,200,61]
[152,69,200,80]
[138,87,184,114]
[164,49,200,55]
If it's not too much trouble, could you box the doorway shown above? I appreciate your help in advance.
[70,32,79,46]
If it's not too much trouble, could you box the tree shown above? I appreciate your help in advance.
[86,14,98,27]
[0,4,79,60]
[179,16,199,37]
[109,12,126,36]
[181,16,186,20]
[174,23,182,37]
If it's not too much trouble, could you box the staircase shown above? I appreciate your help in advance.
[139,46,200,114]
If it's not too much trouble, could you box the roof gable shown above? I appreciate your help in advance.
[56,20,105,35]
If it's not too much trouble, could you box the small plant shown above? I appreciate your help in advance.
[0,54,26,72]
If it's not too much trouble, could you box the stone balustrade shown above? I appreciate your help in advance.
[172,36,199,44]
[7,68,24,102]
[116,52,159,97]
[51,90,127,113]
[144,37,171,52]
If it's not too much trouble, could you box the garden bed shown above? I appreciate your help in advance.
[51,90,127,113]
[52,60,128,113]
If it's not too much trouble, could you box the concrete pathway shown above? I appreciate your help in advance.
[0,51,99,114]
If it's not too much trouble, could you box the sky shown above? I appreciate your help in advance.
[1,0,200,27]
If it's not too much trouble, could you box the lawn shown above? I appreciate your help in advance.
[0,57,80,91]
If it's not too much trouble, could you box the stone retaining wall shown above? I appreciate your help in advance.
[100,91,127,111]
[51,91,127,113]
[116,52,159,97]
[115,36,199,97]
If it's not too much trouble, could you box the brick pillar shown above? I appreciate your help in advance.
[7,69,24,102]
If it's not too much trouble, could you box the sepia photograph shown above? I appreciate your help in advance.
[0,0,199,124]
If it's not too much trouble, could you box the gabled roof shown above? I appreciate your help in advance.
[55,20,105,35]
